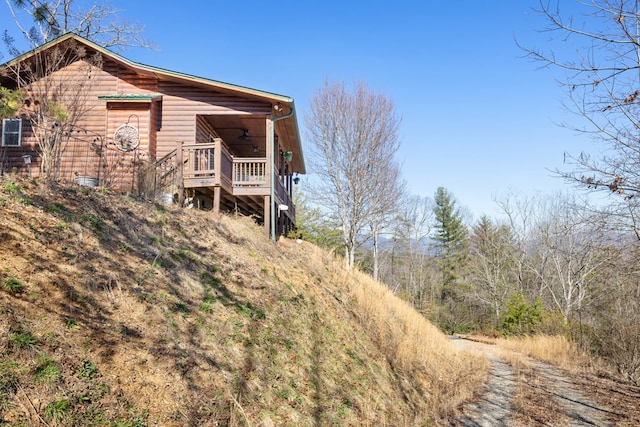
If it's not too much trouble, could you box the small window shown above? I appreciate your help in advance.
[2,118,22,147]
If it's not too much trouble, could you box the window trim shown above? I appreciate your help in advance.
[2,118,22,147]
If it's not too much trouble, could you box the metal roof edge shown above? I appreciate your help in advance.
[1,33,305,172]
[97,94,163,101]
[0,32,78,68]
[288,100,306,174]
[2,33,296,105]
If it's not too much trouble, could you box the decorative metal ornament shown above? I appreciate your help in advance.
[113,123,140,152]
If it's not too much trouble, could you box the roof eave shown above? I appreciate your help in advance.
[1,33,306,172]
[1,33,294,105]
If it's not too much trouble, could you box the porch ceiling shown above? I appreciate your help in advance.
[201,115,305,173]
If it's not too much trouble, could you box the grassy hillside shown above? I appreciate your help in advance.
[0,177,486,426]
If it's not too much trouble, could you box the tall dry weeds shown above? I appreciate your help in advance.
[0,178,489,425]
[287,243,489,420]
[497,335,590,371]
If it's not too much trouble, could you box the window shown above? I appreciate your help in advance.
[2,118,22,147]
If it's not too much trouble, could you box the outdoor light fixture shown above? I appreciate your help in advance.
[274,102,283,111]
[238,129,250,141]
[293,174,300,185]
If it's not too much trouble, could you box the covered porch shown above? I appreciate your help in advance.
[158,112,302,237]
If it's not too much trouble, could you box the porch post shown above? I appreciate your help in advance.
[213,138,222,186]
[263,195,271,237]
[176,141,185,206]
[213,187,220,214]
[266,118,275,240]
[213,138,222,213]
[267,104,295,241]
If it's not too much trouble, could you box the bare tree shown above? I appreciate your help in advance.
[531,195,610,323]
[2,37,103,182]
[2,0,153,56]
[469,215,517,328]
[496,192,548,298]
[1,0,154,184]
[368,155,405,281]
[304,80,402,270]
[523,0,640,231]
[499,192,611,323]
[382,194,435,310]
[593,240,640,383]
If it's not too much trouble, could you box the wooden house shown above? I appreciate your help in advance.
[0,33,304,238]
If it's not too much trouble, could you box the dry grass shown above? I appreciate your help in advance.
[496,335,590,371]
[344,267,489,419]
[277,241,489,424]
[492,335,584,424]
[493,335,640,426]
[0,177,487,426]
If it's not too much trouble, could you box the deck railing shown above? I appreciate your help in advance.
[233,158,267,186]
[179,142,293,214]
[220,145,233,188]
[138,148,178,200]
[183,143,216,179]
[155,149,178,187]
[275,174,295,218]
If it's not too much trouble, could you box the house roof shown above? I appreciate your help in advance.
[97,94,163,101]
[1,33,295,104]
[1,33,305,173]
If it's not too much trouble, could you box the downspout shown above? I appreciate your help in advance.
[269,104,295,241]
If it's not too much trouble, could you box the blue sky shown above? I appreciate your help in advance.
[1,1,599,221]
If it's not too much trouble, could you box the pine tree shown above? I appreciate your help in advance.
[432,187,468,302]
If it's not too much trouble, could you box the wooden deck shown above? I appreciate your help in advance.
[175,140,295,224]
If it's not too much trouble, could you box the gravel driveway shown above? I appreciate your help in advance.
[450,336,617,427]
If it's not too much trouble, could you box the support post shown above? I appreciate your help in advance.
[213,187,220,214]
[267,104,295,241]
[263,195,270,237]
[176,141,184,206]
[213,138,222,186]
[266,118,276,240]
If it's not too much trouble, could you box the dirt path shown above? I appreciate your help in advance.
[450,336,618,427]
[451,336,516,426]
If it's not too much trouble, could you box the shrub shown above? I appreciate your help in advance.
[77,359,98,380]
[80,213,104,232]
[0,364,18,396]
[0,367,18,411]
[199,301,214,313]
[44,202,66,214]
[593,313,640,384]
[44,398,70,423]
[35,356,61,382]
[3,180,21,194]
[499,293,544,336]
[3,277,23,294]
[9,329,37,349]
